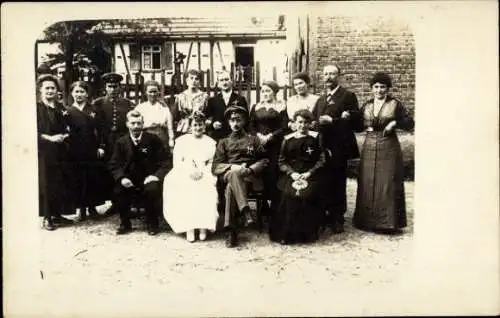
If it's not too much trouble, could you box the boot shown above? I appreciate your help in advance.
[88,207,103,220]
[43,218,56,231]
[75,207,87,222]
[186,229,196,242]
[225,229,238,248]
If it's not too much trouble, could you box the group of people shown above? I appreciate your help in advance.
[37,63,414,248]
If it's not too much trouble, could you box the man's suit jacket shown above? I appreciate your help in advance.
[312,86,361,161]
[206,92,248,141]
[108,131,171,186]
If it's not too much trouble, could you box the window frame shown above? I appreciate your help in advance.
[142,44,162,70]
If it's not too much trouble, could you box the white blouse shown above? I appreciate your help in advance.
[286,94,320,119]
[135,101,174,134]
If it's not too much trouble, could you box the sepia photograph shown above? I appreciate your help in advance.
[3,1,499,317]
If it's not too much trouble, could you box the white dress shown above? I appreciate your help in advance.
[163,134,218,233]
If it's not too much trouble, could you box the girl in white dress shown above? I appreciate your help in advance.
[163,111,218,242]
[286,72,320,130]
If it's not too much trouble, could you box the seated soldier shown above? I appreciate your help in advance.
[212,105,269,248]
[108,110,171,236]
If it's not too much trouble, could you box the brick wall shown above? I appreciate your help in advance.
[309,16,415,116]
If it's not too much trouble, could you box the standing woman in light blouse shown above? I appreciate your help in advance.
[171,69,209,137]
[135,80,175,150]
[353,72,414,234]
[286,72,320,130]
[249,80,289,221]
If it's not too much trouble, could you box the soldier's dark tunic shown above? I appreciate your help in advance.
[66,103,107,208]
[212,130,268,229]
[37,101,74,218]
[92,96,135,198]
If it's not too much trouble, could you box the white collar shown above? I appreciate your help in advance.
[130,132,143,144]
[327,85,340,96]
[221,90,232,97]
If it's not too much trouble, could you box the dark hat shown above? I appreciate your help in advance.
[224,105,248,119]
[36,74,60,90]
[292,71,311,85]
[369,72,392,88]
[101,72,123,83]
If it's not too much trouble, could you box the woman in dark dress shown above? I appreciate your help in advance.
[66,81,107,221]
[270,109,326,244]
[249,80,289,221]
[353,72,414,234]
[37,75,74,230]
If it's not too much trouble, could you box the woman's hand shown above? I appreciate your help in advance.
[300,172,312,180]
[97,148,105,158]
[47,133,68,143]
[189,169,204,181]
[319,115,333,125]
[290,172,301,181]
[169,139,175,148]
[383,120,397,136]
[212,121,222,130]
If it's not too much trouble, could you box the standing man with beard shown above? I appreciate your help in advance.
[312,64,361,233]
[205,70,249,142]
[92,73,135,215]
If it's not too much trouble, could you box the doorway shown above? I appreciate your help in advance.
[234,45,254,83]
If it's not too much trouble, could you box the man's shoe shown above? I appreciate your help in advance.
[88,207,104,220]
[148,227,159,236]
[331,222,345,234]
[116,224,132,235]
[225,231,238,248]
[43,218,56,231]
[53,216,74,225]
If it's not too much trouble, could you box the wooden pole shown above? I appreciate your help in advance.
[197,41,201,71]
[306,14,310,73]
[246,80,251,106]
[125,74,130,99]
[119,43,132,80]
[185,42,193,71]
[216,41,225,69]
[160,70,165,99]
[209,40,214,85]
[206,68,211,96]
[134,72,140,104]
[255,61,261,103]
[272,66,277,82]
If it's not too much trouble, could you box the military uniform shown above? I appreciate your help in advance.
[211,105,269,247]
[92,73,135,201]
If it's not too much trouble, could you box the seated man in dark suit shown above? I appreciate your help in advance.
[108,110,171,236]
[212,105,269,248]
[205,70,249,142]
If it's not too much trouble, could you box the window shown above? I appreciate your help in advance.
[142,45,162,70]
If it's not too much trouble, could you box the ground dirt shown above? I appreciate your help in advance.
[35,179,414,316]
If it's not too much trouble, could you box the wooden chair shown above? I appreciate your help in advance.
[216,177,267,232]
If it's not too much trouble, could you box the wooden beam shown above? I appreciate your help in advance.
[216,41,224,69]
[119,43,132,80]
[209,40,214,85]
[306,14,310,73]
[185,41,193,71]
[197,41,201,71]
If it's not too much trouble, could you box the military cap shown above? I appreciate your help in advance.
[224,104,248,119]
[101,72,123,83]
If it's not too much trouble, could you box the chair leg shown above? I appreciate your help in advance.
[256,197,264,233]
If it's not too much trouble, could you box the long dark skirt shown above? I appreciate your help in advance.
[71,160,107,208]
[353,131,407,231]
[270,176,322,244]
[38,156,75,217]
